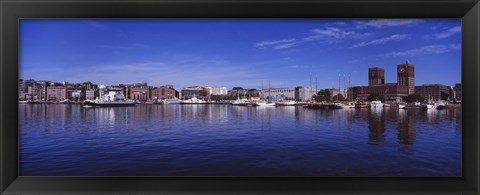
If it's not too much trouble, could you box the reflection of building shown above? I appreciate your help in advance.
[295,86,317,101]
[453,83,462,102]
[47,86,67,101]
[368,109,386,143]
[397,110,416,145]
[414,84,452,101]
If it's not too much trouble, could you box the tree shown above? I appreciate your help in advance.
[333,93,345,101]
[402,94,425,103]
[315,89,332,102]
[367,94,384,102]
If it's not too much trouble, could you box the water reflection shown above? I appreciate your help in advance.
[368,108,386,144]
[19,104,462,176]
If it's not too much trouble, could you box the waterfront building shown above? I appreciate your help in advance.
[261,88,295,100]
[46,86,67,101]
[397,61,415,95]
[129,87,149,102]
[27,83,43,101]
[85,89,99,100]
[294,86,318,101]
[181,86,209,100]
[71,90,85,101]
[454,83,462,103]
[350,61,413,102]
[82,81,95,91]
[150,85,176,101]
[211,87,228,95]
[415,84,452,101]
[350,84,409,102]
[368,67,385,86]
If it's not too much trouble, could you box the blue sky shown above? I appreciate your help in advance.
[20,19,461,90]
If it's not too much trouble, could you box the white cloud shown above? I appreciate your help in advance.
[255,39,297,48]
[434,26,461,39]
[380,44,460,57]
[274,42,298,49]
[356,19,423,29]
[351,34,409,48]
[304,27,371,42]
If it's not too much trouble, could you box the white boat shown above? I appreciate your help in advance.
[180,96,207,104]
[19,100,29,104]
[276,100,296,106]
[232,98,249,105]
[84,91,136,107]
[426,103,437,109]
[398,103,406,109]
[162,99,181,104]
[335,102,355,109]
[370,100,384,109]
[256,101,276,106]
[59,99,70,104]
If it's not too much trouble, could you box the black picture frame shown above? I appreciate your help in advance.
[1,0,479,194]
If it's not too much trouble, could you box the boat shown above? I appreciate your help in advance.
[426,103,437,109]
[355,101,369,108]
[404,102,422,109]
[83,91,136,107]
[19,100,29,104]
[370,100,383,109]
[232,98,249,105]
[398,103,406,109]
[383,103,391,107]
[162,99,181,104]
[436,101,446,110]
[256,101,276,106]
[59,99,70,104]
[180,96,207,104]
[337,102,355,109]
[275,100,296,106]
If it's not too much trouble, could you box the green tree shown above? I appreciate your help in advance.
[315,89,332,102]
[367,94,384,102]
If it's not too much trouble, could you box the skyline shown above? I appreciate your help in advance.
[20,19,461,89]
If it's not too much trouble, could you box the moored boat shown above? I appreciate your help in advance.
[83,91,136,107]
[180,96,207,104]
[370,100,383,109]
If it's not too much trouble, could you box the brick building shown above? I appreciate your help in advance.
[129,87,149,102]
[150,85,176,101]
[414,84,452,101]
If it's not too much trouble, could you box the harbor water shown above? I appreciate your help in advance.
[19,104,461,176]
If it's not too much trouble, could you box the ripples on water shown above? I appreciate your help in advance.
[19,104,461,176]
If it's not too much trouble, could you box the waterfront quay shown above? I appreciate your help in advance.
[19,61,461,109]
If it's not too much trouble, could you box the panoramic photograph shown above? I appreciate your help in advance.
[19,19,461,176]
